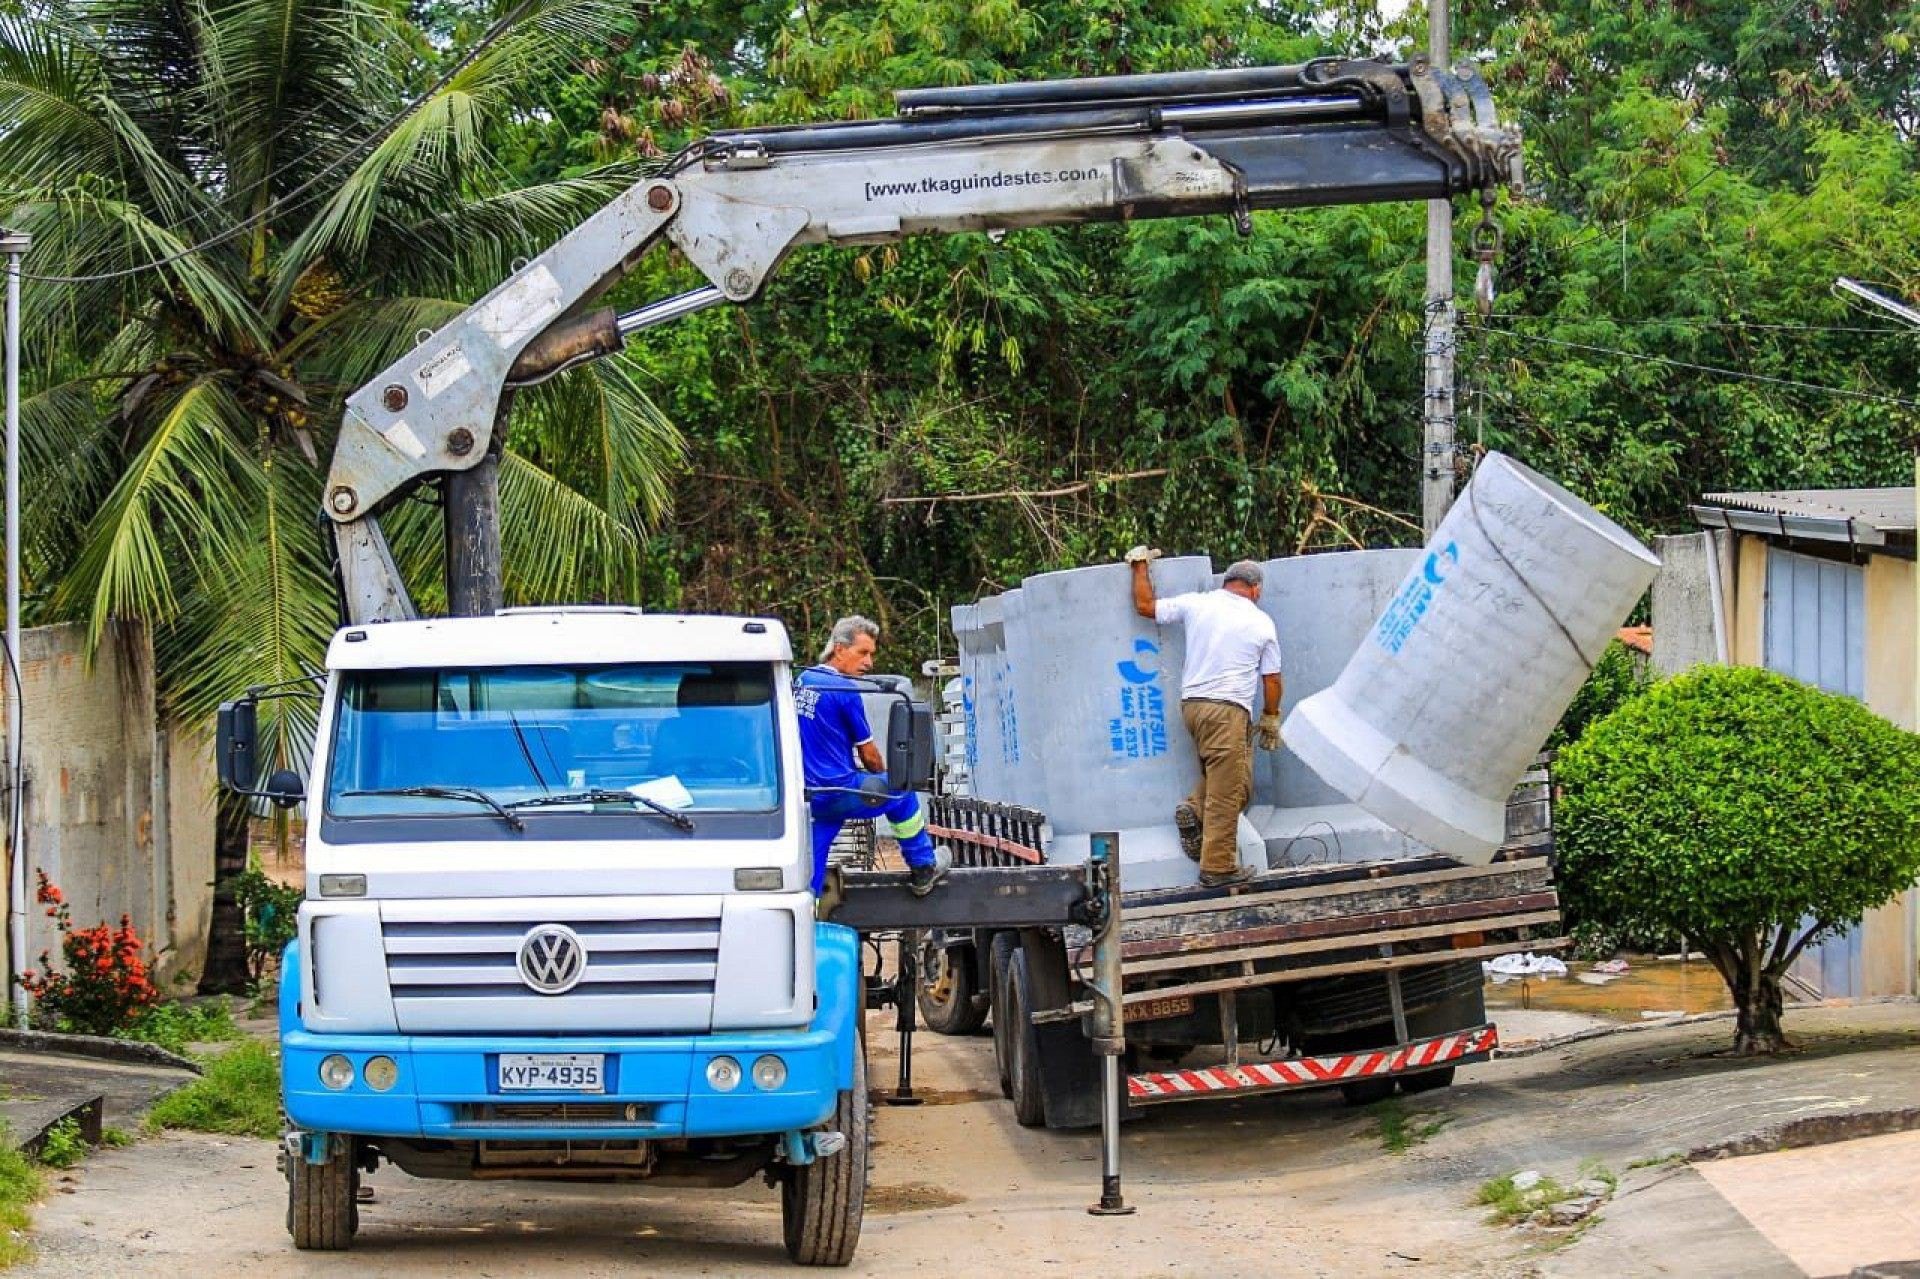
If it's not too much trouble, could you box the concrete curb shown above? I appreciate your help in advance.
[1688,1106,1920,1162]
[0,1027,201,1074]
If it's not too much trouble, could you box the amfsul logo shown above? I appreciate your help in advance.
[517,924,588,995]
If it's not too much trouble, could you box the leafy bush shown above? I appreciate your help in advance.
[1558,666,1920,1053]
[16,874,160,1036]
[118,1001,242,1057]
[1548,640,1653,751]
[146,1042,282,1140]
[36,1118,88,1170]
[232,868,302,988]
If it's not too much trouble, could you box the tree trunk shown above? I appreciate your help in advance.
[1728,956,1791,1055]
[198,789,252,994]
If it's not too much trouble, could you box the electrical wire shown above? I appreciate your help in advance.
[1462,321,1920,411]
[16,0,542,286]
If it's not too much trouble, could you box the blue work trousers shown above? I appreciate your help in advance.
[809,785,935,893]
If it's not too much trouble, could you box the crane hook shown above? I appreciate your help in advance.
[1472,191,1503,319]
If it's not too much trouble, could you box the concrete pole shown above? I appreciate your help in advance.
[2,228,27,1028]
[1421,0,1456,537]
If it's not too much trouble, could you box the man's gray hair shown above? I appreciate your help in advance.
[820,614,880,662]
[1223,560,1264,589]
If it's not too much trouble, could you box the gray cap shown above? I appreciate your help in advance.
[1223,560,1263,588]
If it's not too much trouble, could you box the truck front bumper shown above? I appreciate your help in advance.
[280,924,860,1143]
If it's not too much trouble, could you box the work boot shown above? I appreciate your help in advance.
[1173,803,1202,861]
[1198,865,1251,889]
[908,845,953,898]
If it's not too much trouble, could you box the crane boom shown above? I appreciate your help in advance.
[324,56,1520,623]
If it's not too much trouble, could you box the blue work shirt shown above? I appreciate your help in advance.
[795,666,871,790]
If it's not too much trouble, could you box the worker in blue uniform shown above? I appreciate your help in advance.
[797,616,950,897]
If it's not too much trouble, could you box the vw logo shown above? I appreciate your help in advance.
[517,925,587,995]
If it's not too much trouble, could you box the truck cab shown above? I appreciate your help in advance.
[233,609,870,1264]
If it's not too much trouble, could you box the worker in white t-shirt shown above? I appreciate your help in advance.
[1126,548,1283,887]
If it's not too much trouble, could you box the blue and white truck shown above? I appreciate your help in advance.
[221,609,888,1262]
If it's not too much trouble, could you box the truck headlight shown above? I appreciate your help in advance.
[363,1056,399,1092]
[751,1055,787,1090]
[706,1056,742,1092]
[319,1054,355,1090]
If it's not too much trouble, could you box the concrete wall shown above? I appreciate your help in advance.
[0,622,217,993]
[1650,531,1731,676]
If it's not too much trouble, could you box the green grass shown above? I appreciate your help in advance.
[145,1041,281,1140]
[35,1119,87,1171]
[99,1128,132,1149]
[1368,1096,1454,1155]
[117,1001,244,1057]
[0,1129,43,1268]
[1626,1151,1685,1172]
[1476,1162,1619,1229]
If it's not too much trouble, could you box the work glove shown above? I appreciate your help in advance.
[1124,545,1163,564]
[1257,713,1282,751]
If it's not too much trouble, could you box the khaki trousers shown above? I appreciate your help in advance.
[1181,699,1253,875]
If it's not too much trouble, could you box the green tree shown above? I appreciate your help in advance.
[1557,666,1920,1055]
[1,0,679,990]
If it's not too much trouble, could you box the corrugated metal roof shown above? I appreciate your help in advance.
[1691,487,1915,548]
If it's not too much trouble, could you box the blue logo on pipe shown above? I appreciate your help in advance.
[1375,542,1458,655]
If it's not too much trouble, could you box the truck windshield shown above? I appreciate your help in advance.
[324,662,781,819]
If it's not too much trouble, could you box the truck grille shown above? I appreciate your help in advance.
[461,1102,650,1126]
[379,906,726,1033]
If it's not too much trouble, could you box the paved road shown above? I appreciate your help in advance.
[16,1002,1920,1277]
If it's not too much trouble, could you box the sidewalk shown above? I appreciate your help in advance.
[0,1039,196,1154]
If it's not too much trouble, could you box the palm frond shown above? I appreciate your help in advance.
[17,376,124,602]
[497,449,645,605]
[55,376,266,651]
[516,353,683,529]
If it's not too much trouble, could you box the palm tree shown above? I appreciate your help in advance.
[1,0,681,990]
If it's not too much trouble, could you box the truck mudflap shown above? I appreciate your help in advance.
[1126,1024,1497,1105]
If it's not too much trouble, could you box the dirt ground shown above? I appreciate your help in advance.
[16,1002,1920,1278]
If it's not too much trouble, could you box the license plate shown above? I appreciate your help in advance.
[497,1053,606,1092]
[1132,995,1195,1023]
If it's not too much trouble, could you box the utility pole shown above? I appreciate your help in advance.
[2,227,27,1028]
[1835,277,1920,731]
[1421,0,1456,537]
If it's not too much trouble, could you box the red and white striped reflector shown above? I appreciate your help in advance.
[1127,1025,1499,1103]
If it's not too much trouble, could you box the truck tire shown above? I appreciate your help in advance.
[287,1136,358,1250]
[1399,1066,1456,1094]
[782,1048,868,1266]
[1338,1079,1396,1107]
[1004,949,1046,1128]
[916,936,988,1036]
[989,932,1018,1099]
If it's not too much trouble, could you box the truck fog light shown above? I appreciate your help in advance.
[706,1056,742,1092]
[751,1055,787,1090]
[363,1056,399,1092]
[319,1054,356,1090]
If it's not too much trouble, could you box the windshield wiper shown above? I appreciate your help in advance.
[341,785,525,831]
[506,789,696,832]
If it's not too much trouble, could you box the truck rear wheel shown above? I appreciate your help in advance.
[287,1135,358,1251]
[1004,949,1046,1128]
[782,1048,868,1266]
[915,936,987,1036]
[989,933,1018,1098]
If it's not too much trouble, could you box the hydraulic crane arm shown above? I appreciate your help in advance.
[324,57,1520,623]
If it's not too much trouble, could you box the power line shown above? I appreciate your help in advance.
[16,0,541,286]
[1463,321,1920,411]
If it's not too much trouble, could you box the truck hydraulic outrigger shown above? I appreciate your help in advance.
[319,55,1519,623]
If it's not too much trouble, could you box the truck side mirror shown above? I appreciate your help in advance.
[217,699,259,793]
[884,699,934,794]
[262,768,306,811]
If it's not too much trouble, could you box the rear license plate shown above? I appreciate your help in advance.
[1132,995,1196,1023]
[497,1053,606,1092]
